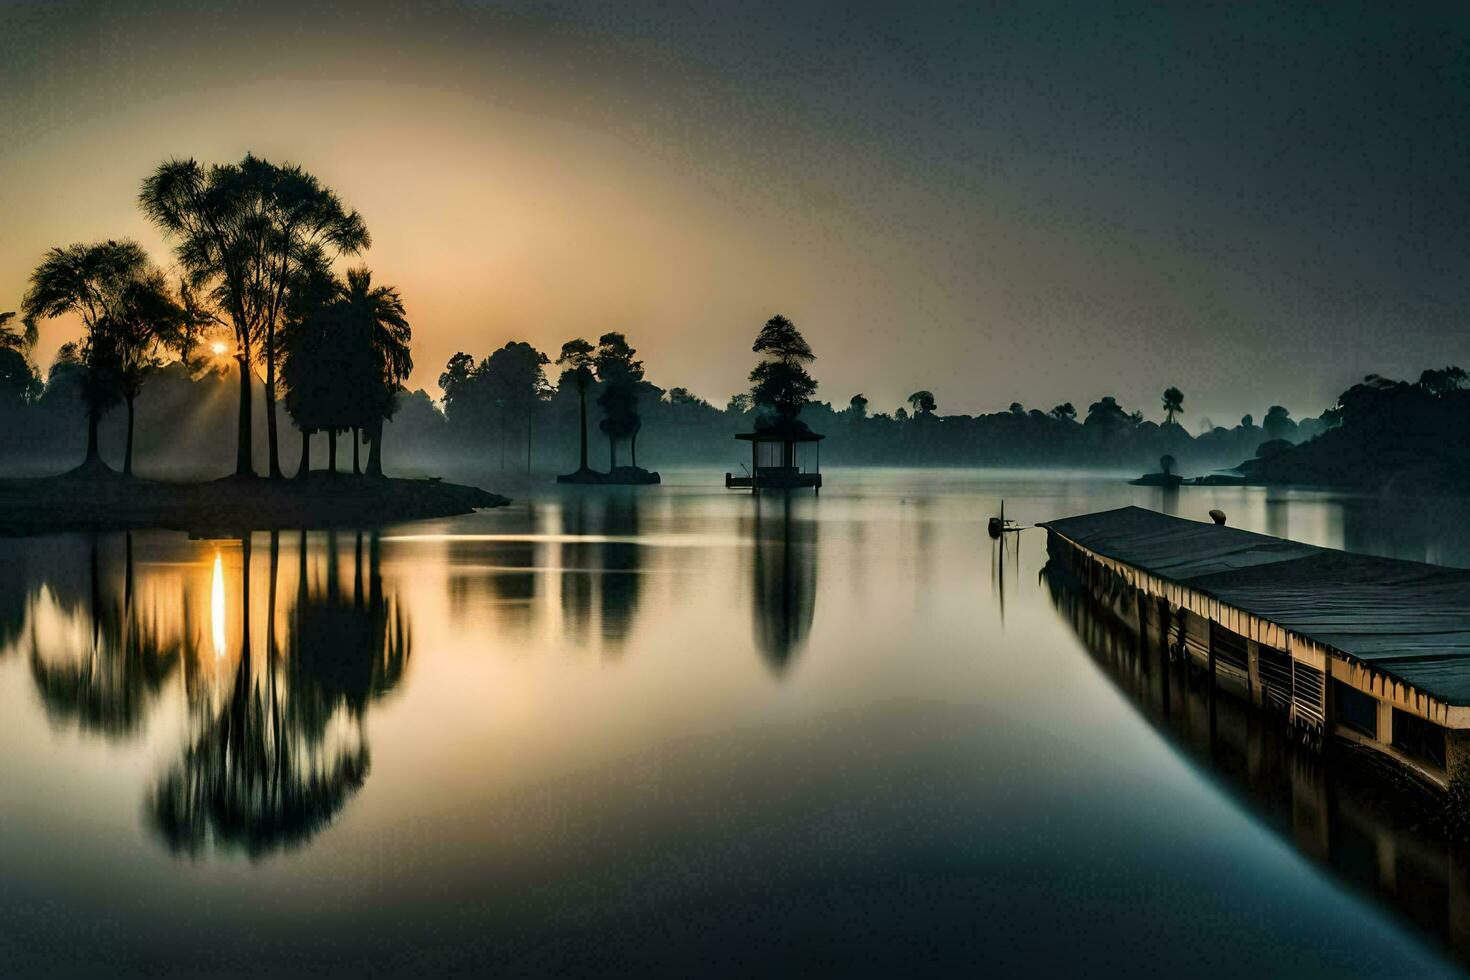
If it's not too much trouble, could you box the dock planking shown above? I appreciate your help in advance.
[1044,506,1470,788]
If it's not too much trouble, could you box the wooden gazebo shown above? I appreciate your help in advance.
[726,422,823,492]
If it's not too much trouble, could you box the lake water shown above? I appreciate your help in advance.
[4,468,1470,976]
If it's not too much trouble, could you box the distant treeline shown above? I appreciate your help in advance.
[1243,367,1470,489]
[0,339,1340,478]
[6,149,1451,487]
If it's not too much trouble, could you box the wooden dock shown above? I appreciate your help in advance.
[1043,506,1470,790]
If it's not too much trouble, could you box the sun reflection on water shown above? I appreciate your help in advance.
[210,550,225,658]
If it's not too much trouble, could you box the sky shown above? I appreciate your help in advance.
[2,1,1468,427]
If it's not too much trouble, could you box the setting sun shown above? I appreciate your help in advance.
[210,340,228,356]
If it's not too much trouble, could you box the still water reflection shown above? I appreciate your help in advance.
[2,469,1470,975]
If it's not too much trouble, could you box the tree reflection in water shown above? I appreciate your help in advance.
[27,534,184,737]
[557,493,643,654]
[1043,561,1470,964]
[747,492,818,674]
[149,529,409,858]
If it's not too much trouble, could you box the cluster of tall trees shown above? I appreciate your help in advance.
[438,316,822,477]
[8,154,413,479]
[281,266,412,477]
[438,332,652,475]
[20,241,188,474]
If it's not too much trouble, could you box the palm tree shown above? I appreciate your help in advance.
[557,338,595,473]
[337,268,411,479]
[140,155,369,478]
[22,241,158,473]
[280,253,341,479]
[105,271,186,475]
[1161,386,1184,426]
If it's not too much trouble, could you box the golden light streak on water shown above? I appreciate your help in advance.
[211,550,225,658]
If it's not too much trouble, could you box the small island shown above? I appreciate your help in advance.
[1128,453,1184,487]
[0,469,506,536]
[3,154,508,533]
[552,334,661,485]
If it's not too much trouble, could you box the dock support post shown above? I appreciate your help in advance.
[1247,640,1262,708]
[1207,621,1218,741]
[1447,730,1470,783]
[1376,701,1393,748]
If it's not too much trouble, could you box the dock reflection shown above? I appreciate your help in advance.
[1044,561,1470,964]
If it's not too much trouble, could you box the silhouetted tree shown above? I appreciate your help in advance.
[281,265,411,478]
[0,311,40,406]
[908,390,937,417]
[21,240,162,472]
[280,252,343,476]
[140,155,369,477]
[1162,386,1184,425]
[337,268,412,478]
[103,270,187,475]
[0,310,36,351]
[1050,402,1076,422]
[556,338,595,473]
[748,314,817,430]
[438,352,476,421]
[1262,404,1296,442]
[665,387,705,406]
[1418,366,1467,397]
[1085,396,1128,429]
[848,393,868,418]
[482,341,550,471]
[594,332,644,468]
[0,347,39,406]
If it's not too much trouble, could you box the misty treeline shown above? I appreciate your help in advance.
[1243,367,1470,488]
[3,152,1461,483]
[0,301,1378,479]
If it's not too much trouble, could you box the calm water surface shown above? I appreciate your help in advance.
[4,469,1470,976]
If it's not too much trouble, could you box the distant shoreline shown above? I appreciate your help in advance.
[0,470,509,536]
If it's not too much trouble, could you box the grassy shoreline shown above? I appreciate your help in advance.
[0,468,509,535]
